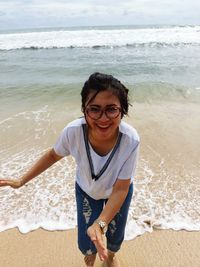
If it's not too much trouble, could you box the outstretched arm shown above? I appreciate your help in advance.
[0,148,63,189]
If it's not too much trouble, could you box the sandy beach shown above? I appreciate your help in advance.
[0,228,200,267]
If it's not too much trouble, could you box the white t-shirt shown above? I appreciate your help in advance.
[54,117,140,200]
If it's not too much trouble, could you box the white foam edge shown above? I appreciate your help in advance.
[1,218,200,237]
[124,218,200,240]
[0,219,75,234]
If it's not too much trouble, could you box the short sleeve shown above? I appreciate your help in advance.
[53,127,70,157]
[118,142,139,179]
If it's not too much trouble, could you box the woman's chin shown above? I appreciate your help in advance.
[95,125,117,139]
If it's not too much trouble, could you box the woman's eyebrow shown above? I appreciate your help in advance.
[88,104,101,108]
[88,104,118,108]
[103,104,119,108]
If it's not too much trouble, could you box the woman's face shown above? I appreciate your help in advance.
[84,90,121,141]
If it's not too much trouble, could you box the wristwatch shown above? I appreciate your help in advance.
[95,219,108,234]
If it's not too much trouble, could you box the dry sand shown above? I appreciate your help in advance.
[0,228,200,267]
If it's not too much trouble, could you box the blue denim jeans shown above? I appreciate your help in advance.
[75,182,133,255]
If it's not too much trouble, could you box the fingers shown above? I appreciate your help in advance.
[87,225,108,261]
[0,179,21,188]
[0,180,9,187]
[93,238,108,261]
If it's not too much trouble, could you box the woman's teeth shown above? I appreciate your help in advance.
[97,125,110,128]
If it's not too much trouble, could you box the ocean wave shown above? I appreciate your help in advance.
[0,155,200,237]
[1,42,200,51]
[0,25,200,51]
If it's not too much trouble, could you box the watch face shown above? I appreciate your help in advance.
[95,220,107,234]
[97,221,107,234]
[99,221,106,228]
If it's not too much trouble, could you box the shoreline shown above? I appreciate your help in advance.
[0,228,200,267]
[1,101,200,244]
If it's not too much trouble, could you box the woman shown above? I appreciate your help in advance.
[0,72,140,267]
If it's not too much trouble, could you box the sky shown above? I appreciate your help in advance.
[0,0,200,30]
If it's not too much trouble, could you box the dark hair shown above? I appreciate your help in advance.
[81,72,130,117]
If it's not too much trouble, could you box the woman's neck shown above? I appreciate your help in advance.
[88,128,119,156]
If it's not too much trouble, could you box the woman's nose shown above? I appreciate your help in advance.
[98,110,110,121]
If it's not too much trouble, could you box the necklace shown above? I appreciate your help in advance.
[82,124,122,181]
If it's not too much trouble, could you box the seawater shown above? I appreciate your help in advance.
[0,25,200,239]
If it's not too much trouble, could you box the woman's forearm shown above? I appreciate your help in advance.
[98,179,130,224]
[19,148,62,186]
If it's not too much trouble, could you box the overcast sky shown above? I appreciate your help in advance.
[0,0,200,30]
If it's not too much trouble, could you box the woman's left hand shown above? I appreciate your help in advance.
[87,223,108,261]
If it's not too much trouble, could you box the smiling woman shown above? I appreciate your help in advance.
[0,72,140,267]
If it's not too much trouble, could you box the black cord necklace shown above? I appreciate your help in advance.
[82,124,122,181]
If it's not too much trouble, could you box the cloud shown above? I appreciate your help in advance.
[0,11,6,16]
[0,0,200,30]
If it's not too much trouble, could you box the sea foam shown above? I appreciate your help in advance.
[1,26,200,50]
[0,106,200,239]
[1,153,200,239]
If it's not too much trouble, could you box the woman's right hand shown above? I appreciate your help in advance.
[0,149,62,190]
[87,223,108,261]
[0,179,22,189]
